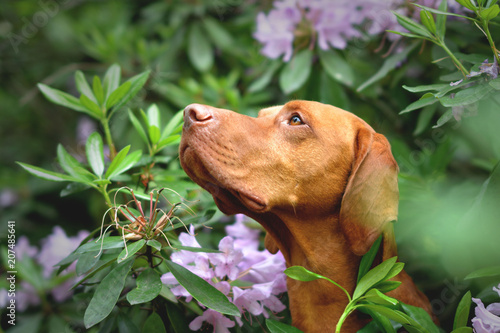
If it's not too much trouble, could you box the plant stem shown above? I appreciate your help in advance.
[482,21,500,65]
[101,118,116,160]
[101,185,113,207]
[335,305,356,333]
[438,40,469,77]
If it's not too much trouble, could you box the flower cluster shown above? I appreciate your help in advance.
[254,0,467,61]
[161,215,287,332]
[0,226,89,311]
[472,284,500,333]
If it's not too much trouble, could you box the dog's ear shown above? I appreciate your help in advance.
[339,127,399,256]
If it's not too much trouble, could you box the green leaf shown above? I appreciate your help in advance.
[188,22,214,72]
[248,61,282,93]
[465,265,500,279]
[147,239,163,252]
[111,70,151,114]
[363,289,399,306]
[450,328,473,333]
[360,310,397,333]
[489,77,500,89]
[107,149,142,180]
[357,304,411,325]
[453,291,472,329]
[456,0,477,11]
[439,84,494,107]
[38,83,88,113]
[173,245,221,253]
[358,42,419,92]
[413,4,474,20]
[106,81,131,109]
[117,239,146,263]
[147,104,161,144]
[353,257,398,300]
[127,267,162,305]
[76,250,101,276]
[266,319,304,333]
[432,108,454,128]
[157,135,181,149]
[143,312,167,333]
[160,109,184,142]
[284,266,324,282]
[92,75,105,107]
[480,4,500,21]
[128,109,149,145]
[384,262,405,280]
[80,94,103,118]
[75,70,96,103]
[358,235,382,283]
[86,132,105,177]
[420,10,437,35]
[373,280,402,294]
[104,145,130,179]
[57,144,95,183]
[400,94,439,114]
[403,83,450,93]
[279,49,313,94]
[84,258,134,328]
[164,260,240,316]
[392,11,433,38]
[75,236,125,253]
[17,162,76,182]
[103,63,121,101]
[203,17,233,50]
[400,303,439,333]
[436,0,448,39]
[318,49,354,86]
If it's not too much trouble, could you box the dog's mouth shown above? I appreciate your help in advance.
[180,145,267,214]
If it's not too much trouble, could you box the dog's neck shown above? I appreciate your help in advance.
[254,211,368,332]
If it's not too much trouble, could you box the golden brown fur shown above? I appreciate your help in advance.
[179,100,433,332]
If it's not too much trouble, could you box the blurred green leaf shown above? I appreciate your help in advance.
[392,11,433,39]
[188,22,214,72]
[129,109,149,145]
[248,61,282,93]
[143,312,167,333]
[117,239,146,263]
[38,83,89,114]
[147,104,161,144]
[86,132,105,177]
[279,49,313,94]
[84,258,134,328]
[76,250,101,276]
[318,49,354,86]
[453,291,472,329]
[436,0,448,39]
[110,70,151,114]
[440,84,494,107]
[92,75,105,107]
[353,257,398,300]
[164,260,240,316]
[400,94,439,114]
[465,265,500,279]
[17,162,76,182]
[106,81,131,109]
[414,4,474,20]
[57,144,95,183]
[104,145,130,179]
[108,149,142,180]
[75,236,125,253]
[456,0,477,11]
[203,17,233,50]
[147,239,163,252]
[160,109,184,142]
[127,267,162,305]
[103,63,121,101]
[80,93,103,118]
[75,70,97,103]
[451,328,473,333]
[285,265,324,282]
[420,10,437,35]
[266,319,304,333]
[358,235,382,283]
[480,4,500,21]
[432,108,454,128]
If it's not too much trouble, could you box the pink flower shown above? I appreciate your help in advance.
[472,285,500,333]
[189,309,235,333]
[209,236,243,281]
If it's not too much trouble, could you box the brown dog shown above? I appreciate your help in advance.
[179,100,433,332]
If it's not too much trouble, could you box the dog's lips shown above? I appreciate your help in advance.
[233,190,267,212]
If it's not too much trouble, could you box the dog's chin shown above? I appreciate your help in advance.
[180,145,268,215]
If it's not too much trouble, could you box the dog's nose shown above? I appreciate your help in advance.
[184,104,213,126]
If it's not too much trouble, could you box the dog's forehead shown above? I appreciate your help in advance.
[257,101,352,123]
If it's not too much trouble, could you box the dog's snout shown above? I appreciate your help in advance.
[184,104,213,126]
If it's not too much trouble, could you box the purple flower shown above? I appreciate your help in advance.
[189,309,235,333]
[472,285,500,333]
[16,236,37,261]
[209,236,244,281]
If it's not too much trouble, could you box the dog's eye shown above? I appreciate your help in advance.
[289,115,304,126]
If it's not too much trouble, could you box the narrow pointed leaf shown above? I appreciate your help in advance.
[413,4,474,20]
[481,4,500,21]
[164,260,240,316]
[75,236,125,254]
[92,76,105,107]
[353,257,398,300]
[318,49,354,86]
[357,304,411,325]
[110,70,151,114]
[80,94,103,119]
[128,109,149,145]
[75,71,96,103]
[436,0,448,39]
[464,265,500,279]
[160,109,184,142]
[188,22,214,72]
[420,10,436,35]
[285,266,323,282]
[143,312,167,333]
[358,235,382,283]
[453,291,472,329]
[400,94,439,114]
[84,258,134,328]
[279,49,313,94]
[117,239,146,263]
[103,64,121,101]
[266,319,304,333]
[107,150,142,180]
[86,132,105,177]
[104,145,130,179]
[17,162,76,182]
[38,83,88,113]
[106,81,131,109]
[57,144,95,183]
[392,11,433,38]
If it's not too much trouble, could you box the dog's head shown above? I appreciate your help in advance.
[179,100,398,256]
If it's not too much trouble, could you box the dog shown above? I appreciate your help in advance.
[179,100,433,332]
